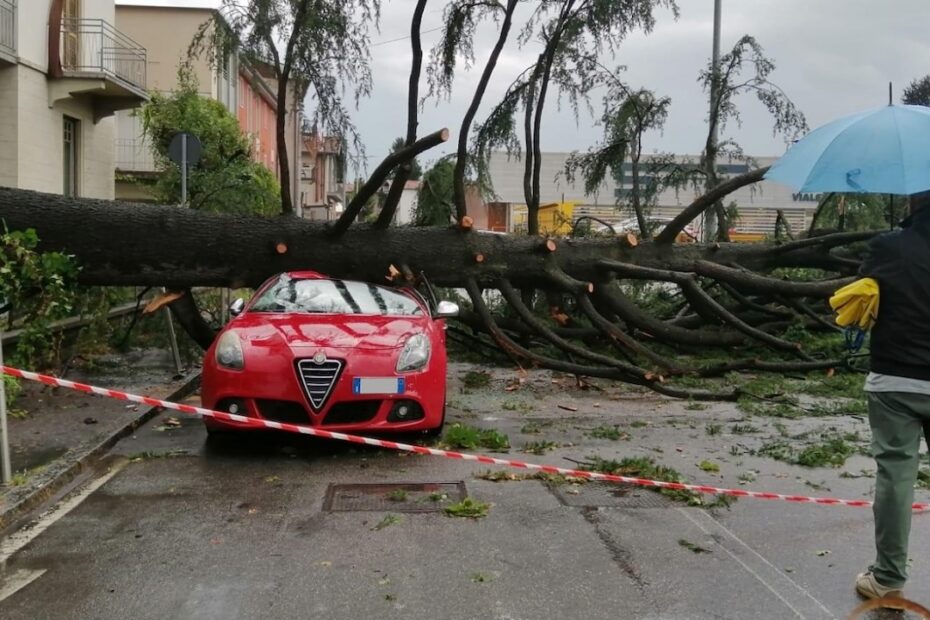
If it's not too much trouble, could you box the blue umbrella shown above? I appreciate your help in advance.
[765,104,930,195]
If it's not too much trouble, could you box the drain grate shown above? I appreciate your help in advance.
[548,481,676,509]
[323,482,467,513]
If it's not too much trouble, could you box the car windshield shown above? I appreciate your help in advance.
[250,276,423,316]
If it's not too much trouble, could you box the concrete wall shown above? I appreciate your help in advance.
[395,185,418,226]
[115,5,213,95]
[17,0,118,69]
[17,64,115,198]
[0,65,18,187]
[16,0,49,69]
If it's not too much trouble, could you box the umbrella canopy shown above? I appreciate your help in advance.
[765,104,930,195]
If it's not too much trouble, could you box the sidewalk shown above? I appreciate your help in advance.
[0,349,200,531]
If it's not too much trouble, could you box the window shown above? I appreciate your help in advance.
[63,116,79,197]
[62,0,81,69]
[250,275,423,316]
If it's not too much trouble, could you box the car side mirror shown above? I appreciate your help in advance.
[229,298,245,317]
[435,300,459,318]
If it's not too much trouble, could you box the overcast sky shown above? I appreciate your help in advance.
[345,0,930,172]
[135,1,930,172]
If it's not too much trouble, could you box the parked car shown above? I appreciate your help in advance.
[201,271,457,437]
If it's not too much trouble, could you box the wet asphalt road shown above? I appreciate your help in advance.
[2,369,930,619]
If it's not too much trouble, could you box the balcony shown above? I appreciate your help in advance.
[0,0,14,64]
[49,18,148,121]
[115,138,156,173]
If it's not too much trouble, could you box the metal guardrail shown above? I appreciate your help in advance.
[60,18,146,91]
[0,0,14,58]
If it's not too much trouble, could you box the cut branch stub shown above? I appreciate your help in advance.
[143,290,185,314]
[460,215,474,230]
[275,242,288,255]
[541,239,557,253]
[620,232,639,248]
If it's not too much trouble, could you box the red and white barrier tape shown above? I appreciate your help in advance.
[4,365,926,510]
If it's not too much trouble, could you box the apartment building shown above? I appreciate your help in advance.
[0,0,148,199]
[299,133,344,220]
[113,0,300,203]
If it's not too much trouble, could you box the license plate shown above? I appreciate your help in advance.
[352,377,405,395]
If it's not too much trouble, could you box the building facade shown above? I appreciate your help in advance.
[299,133,343,220]
[0,0,148,199]
[113,0,300,203]
[486,151,817,237]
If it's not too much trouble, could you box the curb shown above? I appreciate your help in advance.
[0,371,201,534]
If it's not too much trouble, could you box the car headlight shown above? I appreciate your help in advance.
[215,330,244,370]
[396,333,430,372]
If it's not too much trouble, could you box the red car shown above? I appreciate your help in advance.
[201,271,457,437]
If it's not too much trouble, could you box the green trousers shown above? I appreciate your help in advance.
[868,391,930,588]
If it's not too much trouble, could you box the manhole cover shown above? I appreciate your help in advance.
[548,482,676,509]
[323,482,467,513]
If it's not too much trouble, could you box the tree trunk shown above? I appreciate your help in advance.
[1,185,875,400]
[1,186,864,292]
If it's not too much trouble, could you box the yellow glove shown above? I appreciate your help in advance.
[829,277,880,330]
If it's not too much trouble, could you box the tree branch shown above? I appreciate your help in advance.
[654,166,769,244]
[330,128,450,237]
[454,0,519,223]
[374,0,429,229]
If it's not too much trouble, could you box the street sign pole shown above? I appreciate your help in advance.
[165,131,203,377]
[0,329,11,484]
[181,133,188,207]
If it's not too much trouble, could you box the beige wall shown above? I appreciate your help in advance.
[16,0,49,69]
[17,0,118,69]
[115,5,213,95]
[0,63,115,199]
[0,66,18,187]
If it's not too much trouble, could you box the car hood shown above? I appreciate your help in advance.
[229,312,427,351]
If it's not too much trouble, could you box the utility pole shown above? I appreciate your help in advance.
[704,0,722,242]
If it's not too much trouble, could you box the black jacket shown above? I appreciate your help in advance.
[859,208,930,380]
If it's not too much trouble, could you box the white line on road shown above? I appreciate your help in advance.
[678,508,837,620]
[0,569,47,603]
[0,459,127,564]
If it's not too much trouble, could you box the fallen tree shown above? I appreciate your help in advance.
[0,1,881,400]
[0,183,876,400]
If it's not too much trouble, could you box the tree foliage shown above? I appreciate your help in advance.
[469,0,677,234]
[0,227,77,368]
[138,69,280,216]
[415,158,455,226]
[564,67,673,237]
[699,35,808,240]
[902,75,930,107]
[196,0,380,214]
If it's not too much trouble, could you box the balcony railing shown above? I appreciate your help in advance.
[115,138,156,173]
[60,18,146,92]
[0,0,14,58]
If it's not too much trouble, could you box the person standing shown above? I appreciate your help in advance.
[856,189,930,600]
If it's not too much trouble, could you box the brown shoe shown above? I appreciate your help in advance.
[855,571,903,600]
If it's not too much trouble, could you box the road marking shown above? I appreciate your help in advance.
[0,460,127,564]
[0,569,47,603]
[678,508,837,620]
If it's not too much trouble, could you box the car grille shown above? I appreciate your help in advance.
[323,401,381,426]
[296,358,344,411]
[256,399,310,424]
